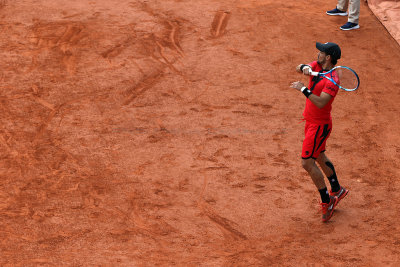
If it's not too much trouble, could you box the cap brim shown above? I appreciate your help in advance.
[316,42,325,52]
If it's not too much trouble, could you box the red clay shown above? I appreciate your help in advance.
[1,0,400,266]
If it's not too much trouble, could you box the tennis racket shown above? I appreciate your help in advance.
[310,66,360,91]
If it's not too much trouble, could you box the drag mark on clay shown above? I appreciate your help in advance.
[33,92,96,142]
[57,24,85,47]
[30,84,55,112]
[101,41,128,60]
[155,41,181,74]
[101,36,135,61]
[0,132,13,155]
[30,21,87,73]
[123,71,164,106]
[167,21,184,57]
[201,203,247,241]
[211,11,231,38]
[30,22,85,48]
[197,175,247,241]
[34,108,59,141]
[32,95,55,111]
[132,1,184,57]
[198,176,208,203]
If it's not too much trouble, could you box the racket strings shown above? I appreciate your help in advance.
[334,68,359,90]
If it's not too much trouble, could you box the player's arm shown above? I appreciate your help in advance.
[290,81,332,108]
[308,92,332,108]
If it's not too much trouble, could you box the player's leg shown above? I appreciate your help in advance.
[302,123,332,204]
[302,122,338,222]
[316,152,338,191]
[317,152,349,204]
[316,152,332,175]
[314,122,349,204]
[301,158,329,202]
[301,158,338,222]
[313,123,334,180]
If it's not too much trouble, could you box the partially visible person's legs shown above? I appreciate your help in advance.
[326,1,348,16]
[327,0,360,30]
[340,0,360,30]
[347,0,360,24]
[337,0,349,13]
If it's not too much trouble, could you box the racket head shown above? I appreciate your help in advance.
[326,66,360,91]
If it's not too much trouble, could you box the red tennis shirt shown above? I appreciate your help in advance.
[303,61,339,124]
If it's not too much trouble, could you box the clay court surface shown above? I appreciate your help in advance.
[1,0,400,265]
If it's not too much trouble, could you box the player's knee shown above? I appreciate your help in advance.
[301,159,313,172]
[317,152,327,164]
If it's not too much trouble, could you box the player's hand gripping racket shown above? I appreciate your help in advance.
[310,66,360,91]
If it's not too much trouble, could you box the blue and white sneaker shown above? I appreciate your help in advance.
[340,22,360,31]
[326,8,348,16]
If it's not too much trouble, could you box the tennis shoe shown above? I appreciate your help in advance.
[330,186,349,206]
[326,8,348,16]
[340,22,360,31]
[320,196,338,222]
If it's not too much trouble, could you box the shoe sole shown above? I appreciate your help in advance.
[340,25,360,31]
[322,197,339,222]
[326,12,348,16]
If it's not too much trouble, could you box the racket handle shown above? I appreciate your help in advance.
[310,71,319,76]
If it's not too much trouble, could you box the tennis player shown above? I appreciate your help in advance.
[290,42,349,222]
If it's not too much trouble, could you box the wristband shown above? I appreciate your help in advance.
[301,86,312,98]
[300,64,310,72]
